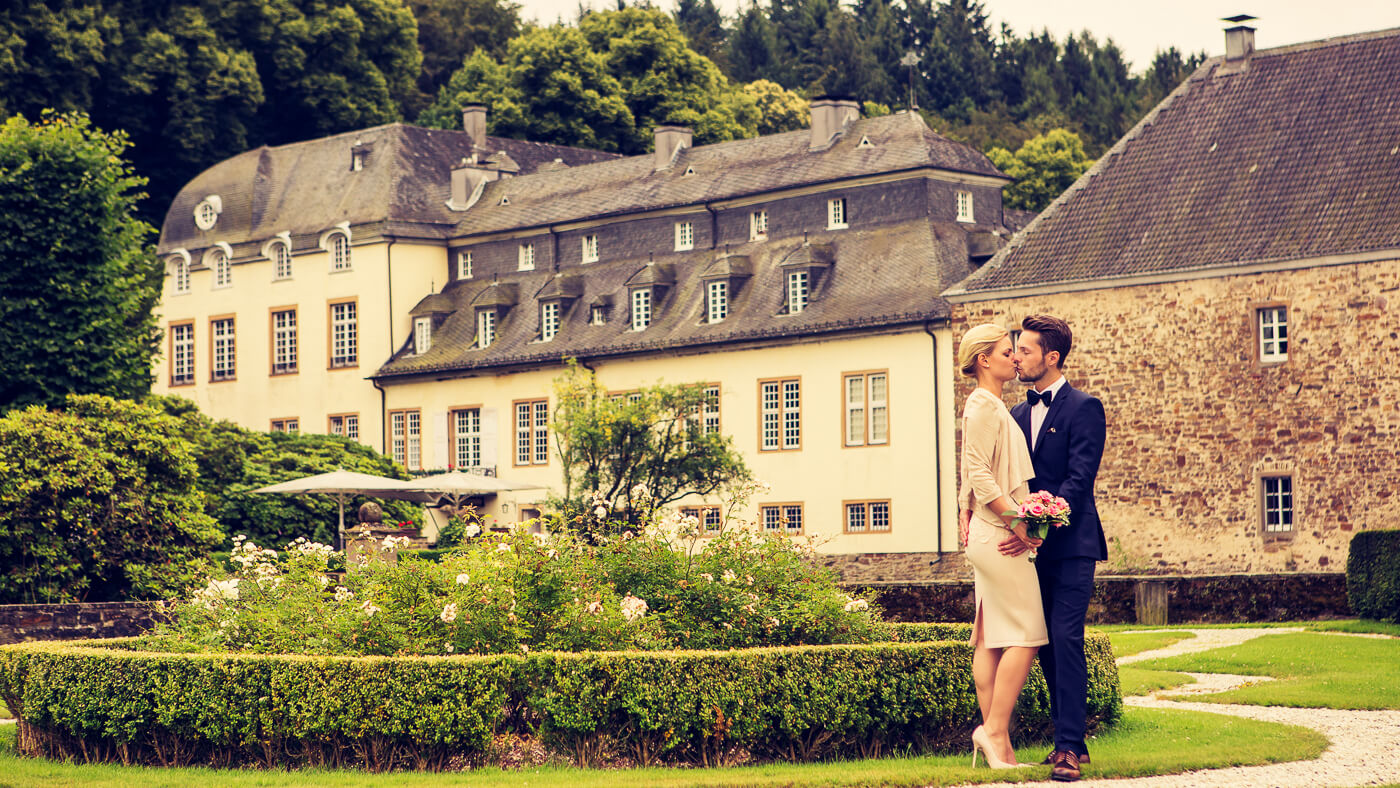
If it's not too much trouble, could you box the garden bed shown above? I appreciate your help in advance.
[0,626,1119,772]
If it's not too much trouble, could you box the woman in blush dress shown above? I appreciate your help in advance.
[956,323,1046,769]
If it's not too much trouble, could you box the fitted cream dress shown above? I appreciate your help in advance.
[959,387,1049,649]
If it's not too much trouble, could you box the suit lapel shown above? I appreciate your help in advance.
[1033,383,1073,457]
[1012,400,1033,446]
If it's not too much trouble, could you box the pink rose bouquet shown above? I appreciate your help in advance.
[1004,490,1070,562]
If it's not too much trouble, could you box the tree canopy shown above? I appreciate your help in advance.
[988,128,1095,212]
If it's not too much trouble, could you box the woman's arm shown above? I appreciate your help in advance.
[961,397,1020,531]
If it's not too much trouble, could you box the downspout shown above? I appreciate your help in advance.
[372,376,388,455]
[925,321,944,560]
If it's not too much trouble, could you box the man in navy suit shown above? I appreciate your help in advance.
[1003,315,1106,782]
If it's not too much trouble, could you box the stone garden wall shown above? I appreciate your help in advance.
[0,602,163,645]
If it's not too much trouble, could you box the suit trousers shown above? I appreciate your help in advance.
[1035,556,1096,755]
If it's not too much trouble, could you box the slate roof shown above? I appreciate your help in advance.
[157,124,619,254]
[948,27,1400,297]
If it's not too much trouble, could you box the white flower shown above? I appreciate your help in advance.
[334,586,354,602]
[465,523,482,538]
[440,602,458,623]
[359,601,381,616]
[586,600,604,615]
[700,573,714,582]
[317,575,330,588]
[722,569,737,584]
[767,617,779,628]
[620,594,649,623]
[455,573,471,585]
[594,506,608,519]
[843,598,869,613]
[496,542,512,553]
[630,483,649,499]
[445,643,455,653]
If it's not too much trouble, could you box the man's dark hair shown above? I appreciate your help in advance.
[1021,314,1072,368]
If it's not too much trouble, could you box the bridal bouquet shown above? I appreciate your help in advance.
[1005,490,1070,562]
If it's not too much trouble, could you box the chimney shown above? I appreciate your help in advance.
[448,156,499,211]
[653,124,692,170]
[809,96,861,151]
[461,104,488,148]
[1223,14,1256,61]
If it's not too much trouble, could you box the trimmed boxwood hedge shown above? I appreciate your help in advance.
[0,630,1120,771]
[1347,529,1400,623]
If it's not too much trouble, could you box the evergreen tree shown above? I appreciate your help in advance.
[674,0,728,72]
[727,1,780,84]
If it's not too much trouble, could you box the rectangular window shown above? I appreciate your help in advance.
[211,317,236,381]
[674,221,694,251]
[541,301,560,342]
[702,384,720,434]
[389,409,421,469]
[270,418,299,433]
[514,399,548,466]
[414,317,432,354]
[956,190,975,223]
[590,304,607,325]
[786,270,809,314]
[1262,476,1294,535]
[1258,306,1288,363]
[271,308,297,375]
[582,234,599,263]
[680,505,723,535]
[329,413,359,441]
[452,407,482,469]
[827,197,847,229]
[759,377,801,451]
[329,299,357,368]
[170,321,194,386]
[761,503,804,534]
[844,500,892,533]
[750,210,768,241]
[518,242,535,271]
[476,309,496,349]
[631,288,652,330]
[706,280,728,323]
[844,371,888,446]
[457,250,472,279]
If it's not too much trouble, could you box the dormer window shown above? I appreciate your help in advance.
[458,250,472,279]
[351,146,369,171]
[827,197,847,230]
[414,317,432,354]
[707,280,728,323]
[271,241,292,280]
[750,210,768,241]
[582,234,599,263]
[210,248,232,289]
[518,242,535,271]
[956,190,975,223]
[674,221,694,251]
[476,309,497,349]
[330,232,351,271]
[786,270,809,314]
[541,301,560,341]
[590,304,608,325]
[631,288,652,330]
[171,255,191,294]
[857,135,873,148]
[193,195,221,230]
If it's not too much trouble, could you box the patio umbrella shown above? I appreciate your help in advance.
[400,470,546,508]
[251,469,438,549]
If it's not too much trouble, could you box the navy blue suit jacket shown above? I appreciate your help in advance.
[1009,383,1108,562]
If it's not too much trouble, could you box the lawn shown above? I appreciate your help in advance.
[1118,666,1195,696]
[1109,630,1195,658]
[1133,632,1400,709]
[0,707,1325,788]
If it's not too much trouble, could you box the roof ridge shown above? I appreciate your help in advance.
[1252,24,1400,59]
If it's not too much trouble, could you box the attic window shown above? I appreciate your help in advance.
[590,304,608,325]
[194,196,221,230]
[351,148,368,171]
[498,195,511,206]
[956,191,975,223]
[857,136,873,148]
[683,166,696,176]
[414,317,432,354]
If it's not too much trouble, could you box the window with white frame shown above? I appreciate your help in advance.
[687,383,720,435]
[706,280,728,323]
[540,301,560,341]
[389,409,421,469]
[514,399,548,466]
[827,197,847,229]
[271,309,297,375]
[1261,475,1294,536]
[211,317,236,381]
[956,190,975,223]
[329,413,359,441]
[1258,306,1288,363]
[194,199,219,230]
[761,504,804,534]
[414,317,432,354]
[452,408,481,469]
[750,210,768,241]
[212,249,232,288]
[330,233,351,271]
[845,500,891,533]
[760,378,801,451]
[270,418,299,433]
[681,505,723,535]
[172,257,191,293]
[674,221,694,251]
[329,301,357,367]
[518,241,535,270]
[457,250,472,279]
[844,371,888,446]
[272,241,292,280]
[590,304,607,325]
[170,322,194,386]
[582,234,599,263]
[786,270,809,314]
[476,309,496,349]
[631,288,652,330]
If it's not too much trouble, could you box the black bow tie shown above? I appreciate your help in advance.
[1027,389,1054,407]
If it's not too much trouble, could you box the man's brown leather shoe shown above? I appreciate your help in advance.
[1041,749,1090,765]
[1050,750,1081,782]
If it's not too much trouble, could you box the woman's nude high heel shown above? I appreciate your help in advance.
[970,725,1023,769]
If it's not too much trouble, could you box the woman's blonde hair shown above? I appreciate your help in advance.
[957,323,1010,378]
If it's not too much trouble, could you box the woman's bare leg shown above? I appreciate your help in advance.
[983,645,1039,762]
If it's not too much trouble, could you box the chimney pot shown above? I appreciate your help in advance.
[462,104,488,148]
[653,124,693,170]
[809,96,861,151]
[1223,14,1257,61]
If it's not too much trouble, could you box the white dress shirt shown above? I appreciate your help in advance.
[1030,375,1068,452]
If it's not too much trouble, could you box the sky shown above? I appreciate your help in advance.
[514,0,1400,74]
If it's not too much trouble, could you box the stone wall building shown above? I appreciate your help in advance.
[943,23,1400,574]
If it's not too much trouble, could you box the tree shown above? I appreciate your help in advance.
[744,79,809,134]
[406,0,521,113]
[674,0,727,72]
[551,363,750,527]
[987,128,1094,212]
[0,112,161,411]
[0,395,222,602]
[727,1,780,84]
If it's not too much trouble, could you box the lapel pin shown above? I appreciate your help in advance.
[1048,427,1057,433]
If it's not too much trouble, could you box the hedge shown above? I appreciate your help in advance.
[0,632,1120,771]
[1347,530,1400,623]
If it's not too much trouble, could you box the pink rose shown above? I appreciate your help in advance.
[1028,503,1046,517]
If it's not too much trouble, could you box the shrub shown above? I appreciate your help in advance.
[1347,529,1400,623]
[0,395,222,603]
[0,632,1121,770]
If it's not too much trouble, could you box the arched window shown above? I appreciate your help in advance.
[330,233,351,271]
[271,240,292,279]
[211,248,231,288]
[170,255,191,294]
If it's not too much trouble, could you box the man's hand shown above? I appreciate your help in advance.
[958,509,972,547]
[998,533,1032,556]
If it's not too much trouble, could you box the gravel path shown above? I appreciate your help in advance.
[955,627,1400,788]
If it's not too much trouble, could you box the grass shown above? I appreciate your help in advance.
[1109,630,1195,658]
[1134,632,1400,709]
[1118,666,1195,696]
[0,706,1325,788]
[1304,619,1400,637]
